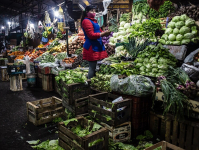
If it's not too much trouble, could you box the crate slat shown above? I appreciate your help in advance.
[193,128,199,150]
[185,126,193,150]
[172,120,178,146]
[179,124,186,148]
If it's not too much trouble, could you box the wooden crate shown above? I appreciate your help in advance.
[1,67,9,81]
[61,79,91,106]
[63,96,89,116]
[88,92,132,127]
[58,116,109,150]
[149,111,199,150]
[22,73,27,80]
[101,122,131,142]
[27,97,64,126]
[42,74,54,92]
[145,141,184,150]
[10,74,23,91]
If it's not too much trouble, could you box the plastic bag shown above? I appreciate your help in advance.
[38,62,59,69]
[184,48,199,63]
[163,45,187,60]
[102,0,111,15]
[110,75,155,97]
[181,63,199,82]
[25,55,31,74]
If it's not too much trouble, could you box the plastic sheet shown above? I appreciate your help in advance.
[181,63,199,82]
[38,62,59,69]
[110,75,155,97]
[184,48,199,63]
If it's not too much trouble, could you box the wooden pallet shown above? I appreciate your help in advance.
[58,116,109,150]
[10,74,23,91]
[149,111,199,150]
[27,96,64,126]
[101,122,131,142]
[145,141,184,150]
[88,92,132,127]
[42,74,54,92]
[61,79,91,106]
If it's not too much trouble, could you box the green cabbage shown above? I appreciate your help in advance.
[175,21,185,29]
[185,19,195,27]
[191,38,199,43]
[158,64,168,70]
[140,66,145,71]
[167,22,175,29]
[191,26,197,31]
[184,33,194,39]
[168,34,176,41]
[145,63,151,69]
[152,68,158,73]
[158,58,168,64]
[109,37,115,43]
[176,34,183,41]
[166,41,171,45]
[135,58,144,63]
[120,21,126,27]
[144,58,149,63]
[180,14,188,21]
[146,68,152,72]
[124,23,130,29]
[165,28,173,35]
[173,28,179,35]
[161,34,168,40]
[179,26,191,35]
[192,30,198,36]
[173,41,181,45]
[149,57,158,63]
[159,39,166,45]
[181,39,191,45]
[152,64,158,68]
[172,16,181,22]
[136,63,142,67]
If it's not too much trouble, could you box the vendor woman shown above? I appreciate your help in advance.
[81,5,111,79]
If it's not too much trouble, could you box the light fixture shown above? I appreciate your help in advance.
[2,26,4,29]
[54,10,59,17]
[30,23,34,28]
[8,22,11,25]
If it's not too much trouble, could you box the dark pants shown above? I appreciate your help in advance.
[88,61,97,79]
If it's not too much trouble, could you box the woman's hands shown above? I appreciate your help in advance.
[100,31,111,37]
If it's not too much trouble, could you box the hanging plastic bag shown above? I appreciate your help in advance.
[181,63,199,82]
[102,0,111,15]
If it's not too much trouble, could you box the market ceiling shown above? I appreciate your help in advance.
[0,0,64,19]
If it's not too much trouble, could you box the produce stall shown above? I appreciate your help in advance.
[1,0,199,150]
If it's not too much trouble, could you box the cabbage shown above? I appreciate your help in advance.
[135,58,144,63]
[158,64,168,70]
[180,14,188,21]
[159,39,166,45]
[109,37,115,43]
[121,36,129,43]
[109,42,116,46]
[144,58,150,63]
[149,72,156,77]
[181,39,191,45]
[179,26,190,35]
[172,16,181,22]
[166,41,171,45]
[152,64,158,68]
[165,28,173,35]
[161,34,168,40]
[124,23,130,29]
[168,34,176,41]
[119,27,124,31]
[145,63,151,69]
[192,30,198,36]
[173,41,181,45]
[191,38,199,43]
[158,58,168,64]
[176,34,183,41]
[146,68,152,72]
[120,21,126,27]
[175,21,185,29]
[173,28,179,35]
[136,63,142,67]
[184,33,194,39]
[115,46,124,51]
[140,66,145,71]
[167,22,175,29]
[152,68,158,73]
[191,26,197,31]
[150,57,158,63]
[185,19,195,27]
[113,33,118,37]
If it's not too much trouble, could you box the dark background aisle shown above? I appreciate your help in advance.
[0,79,61,150]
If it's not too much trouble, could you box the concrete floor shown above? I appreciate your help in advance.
[0,79,61,150]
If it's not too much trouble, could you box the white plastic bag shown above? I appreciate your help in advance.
[181,63,199,82]
[102,0,111,15]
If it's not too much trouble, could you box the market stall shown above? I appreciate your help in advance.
[1,0,199,149]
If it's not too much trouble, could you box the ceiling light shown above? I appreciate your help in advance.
[2,26,4,29]
[8,22,11,25]
[30,24,34,28]
[54,11,59,17]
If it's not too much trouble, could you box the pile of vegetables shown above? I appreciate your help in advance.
[159,14,199,45]
[25,49,45,62]
[68,37,84,54]
[132,0,174,19]
[91,73,112,92]
[74,48,83,55]
[35,52,55,63]
[98,62,138,76]
[119,13,132,23]
[57,31,63,39]
[102,32,113,45]
[169,3,199,21]
[55,52,67,60]
[55,69,87,85]
[62,56,77,64]
[134,44,177,77]
[114,45,129,57]
[108,14,119,33]
[47,40,60,51]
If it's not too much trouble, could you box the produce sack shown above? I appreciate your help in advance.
[184,48,199,64]
[110,75,155,97]
[181,63,199,82]
[163,45,187,60]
